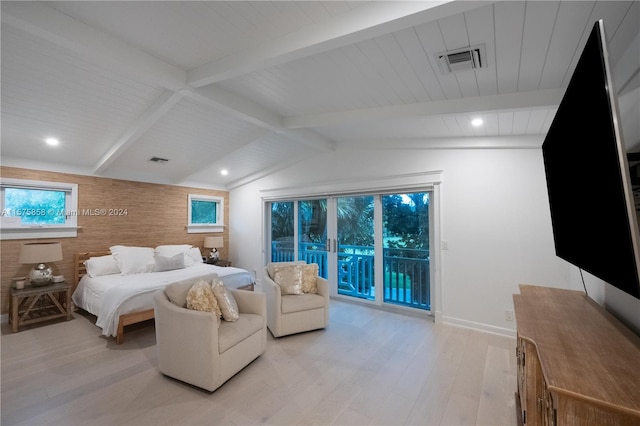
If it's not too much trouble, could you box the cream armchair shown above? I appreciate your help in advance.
[154,285,266,392]
[263,262,329,338]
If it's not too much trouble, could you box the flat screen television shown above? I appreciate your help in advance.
[542,19,640,300]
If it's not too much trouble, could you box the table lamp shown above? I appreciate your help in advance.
[204,236,224,260]
[19,242,63,287]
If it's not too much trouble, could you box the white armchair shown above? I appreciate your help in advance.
[154,285,266,392]
[263,262,329,338]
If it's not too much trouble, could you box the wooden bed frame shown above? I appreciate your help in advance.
[74,250,255,345]
[74,251,154,345]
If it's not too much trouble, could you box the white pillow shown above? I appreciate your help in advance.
[185,247,204,267]
[155,244,192,258]
[155,244,193,266]
[84,255,120,278]
[110,245,155,275]
[154,252,185,272]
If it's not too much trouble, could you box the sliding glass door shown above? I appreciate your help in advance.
[382,192,430,310]
[270,201,294,262]
[298,199,328,278]
[270,199,329,278]
[336,195,375,300]
[268,190,431,312]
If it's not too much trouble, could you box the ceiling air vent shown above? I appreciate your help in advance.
[436,44,487,74]
[148,156,169,164]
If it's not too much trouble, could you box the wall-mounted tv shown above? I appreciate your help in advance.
[542,19,640,300]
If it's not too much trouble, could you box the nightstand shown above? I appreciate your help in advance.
[9,281,72,332]
[205,258,231,267]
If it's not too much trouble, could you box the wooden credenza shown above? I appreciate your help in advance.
[513,285,640,426]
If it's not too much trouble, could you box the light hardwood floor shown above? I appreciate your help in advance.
[1,299,517,426]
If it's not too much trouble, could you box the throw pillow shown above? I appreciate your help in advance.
[154,252,185,272]
[155,244,193,267]
[267,260,305,280]
[186,280,222,325]
[84,255,120,277]
[300,263,319,294]
[211,278,239,321]
[155,244,192,257]
[185,247,204,267]
[110,245,155,275]
[165,274,219,307]
[272,263,303,295]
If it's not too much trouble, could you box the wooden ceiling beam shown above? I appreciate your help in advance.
[184,86,283,131]
[185,88,335,153]
[93,91,184,174]
[187,1,489,87]
[284,88,565,129]
[338,135,545,150]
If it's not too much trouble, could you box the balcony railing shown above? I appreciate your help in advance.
[271,241,430,310]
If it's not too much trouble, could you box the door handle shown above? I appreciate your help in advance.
[333,239,337,253]
[326,239,331,252]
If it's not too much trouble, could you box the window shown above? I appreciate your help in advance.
[1,178,79,239]
[187,194,224,233]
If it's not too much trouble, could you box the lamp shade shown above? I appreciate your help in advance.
[19,242,63,264]
[204,236,224,249]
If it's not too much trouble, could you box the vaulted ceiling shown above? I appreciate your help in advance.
[1,1,638,189]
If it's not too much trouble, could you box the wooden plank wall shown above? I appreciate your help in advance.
[0,166,229,315]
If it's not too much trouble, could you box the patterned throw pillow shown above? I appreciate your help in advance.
[272,264,303,295]
[211,278,239,321]
[186,280,221,326]
[300,263,319,294]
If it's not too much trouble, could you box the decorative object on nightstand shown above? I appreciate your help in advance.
[18,241,63,287]
[12,277,26,290]
[203,236,224,261]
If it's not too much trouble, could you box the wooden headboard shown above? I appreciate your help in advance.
[74,250,111,291]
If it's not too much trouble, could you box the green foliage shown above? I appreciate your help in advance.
[191,200,217,224]
[271,201,294,240]
[385,269,411,290]
[299,199,326,243]
[337,196,374,246]
[271,192,430,257]
[383,192,429,254]
[4,188,65,225]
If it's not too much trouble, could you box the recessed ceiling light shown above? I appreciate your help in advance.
[471,118,483,127]
[45,138,59,146]
[220,169,229,176]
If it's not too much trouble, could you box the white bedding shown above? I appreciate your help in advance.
[72,263,254,337]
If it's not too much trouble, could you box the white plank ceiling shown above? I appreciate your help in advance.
[1,1,638,188]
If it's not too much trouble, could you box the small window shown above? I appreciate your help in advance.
[1,178,79,239]
[187,194,224,233]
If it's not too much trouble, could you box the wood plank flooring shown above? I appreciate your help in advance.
[1,300,517,426]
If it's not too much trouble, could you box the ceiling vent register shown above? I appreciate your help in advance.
[148,156,170,164]
[436,44,487,74]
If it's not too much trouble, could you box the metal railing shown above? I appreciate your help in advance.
[271,241,430,310]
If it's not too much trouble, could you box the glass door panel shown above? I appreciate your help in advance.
[336,195,375,301]
[298,199,328,278]
[270,201,295,262]
[382,192,430,310]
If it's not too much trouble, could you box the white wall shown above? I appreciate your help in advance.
[229,143,571,336]
[230,15,640,336]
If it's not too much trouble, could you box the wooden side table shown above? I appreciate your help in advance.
[205,258,231,267]
[9,281,72,332]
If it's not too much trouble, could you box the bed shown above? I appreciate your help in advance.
[72,249,254,344]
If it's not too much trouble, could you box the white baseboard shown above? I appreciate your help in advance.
[442,315,517,338]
